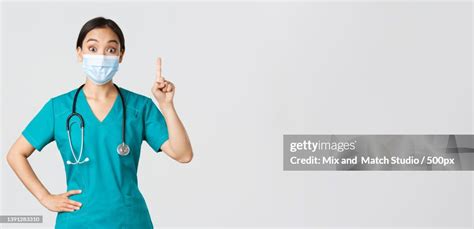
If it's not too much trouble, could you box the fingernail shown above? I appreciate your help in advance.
[79,190,82,193]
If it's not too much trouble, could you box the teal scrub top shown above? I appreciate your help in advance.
[21,86,169,228]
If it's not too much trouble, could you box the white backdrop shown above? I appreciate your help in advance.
[1,1,472,228]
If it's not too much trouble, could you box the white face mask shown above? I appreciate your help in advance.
[82,54,120,85]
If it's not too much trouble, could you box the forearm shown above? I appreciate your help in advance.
[159,102,193,158]
[7,153,50,202]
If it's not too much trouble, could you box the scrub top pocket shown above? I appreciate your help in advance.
[65,161,90,209]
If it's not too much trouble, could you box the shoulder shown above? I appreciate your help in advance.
[47,86,154,115]
[117,86,154,112]
[118,87,152,102]
[51,87,77,103]
[50,86,152,103]
[46,88,78,117]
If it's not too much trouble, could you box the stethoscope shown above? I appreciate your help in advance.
[66,83,130,165]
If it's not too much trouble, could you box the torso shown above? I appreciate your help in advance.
[52,86,155,228]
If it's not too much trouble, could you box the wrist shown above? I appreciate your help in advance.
[38,192,50,203]
[159,101,174,111]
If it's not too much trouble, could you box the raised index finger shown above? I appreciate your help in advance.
[156,57,164,83]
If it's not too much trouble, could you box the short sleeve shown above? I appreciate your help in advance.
[143,98,169,153]
[22,98,55,151]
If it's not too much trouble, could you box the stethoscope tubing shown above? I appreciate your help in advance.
[66,83,128,165]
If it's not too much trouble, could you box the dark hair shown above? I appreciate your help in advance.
[76,17,125,52]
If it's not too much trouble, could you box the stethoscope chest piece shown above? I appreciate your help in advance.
[117,143,130,156]
[67,83,131,165]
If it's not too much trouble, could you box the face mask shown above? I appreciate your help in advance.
[82,54,120,85]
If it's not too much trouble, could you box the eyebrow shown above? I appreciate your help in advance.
[86,38,119,45]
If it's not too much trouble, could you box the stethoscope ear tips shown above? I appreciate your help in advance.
[66,158,89,165]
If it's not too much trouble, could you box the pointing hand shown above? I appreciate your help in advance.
[151,57,175,108]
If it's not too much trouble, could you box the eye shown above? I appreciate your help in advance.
[107,47,116,53]
[88,46,97,52]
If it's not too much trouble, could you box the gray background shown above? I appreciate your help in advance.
[1,1,472,228]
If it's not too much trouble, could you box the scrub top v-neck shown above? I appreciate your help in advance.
[81,87,120,124]
[21,86,169,228]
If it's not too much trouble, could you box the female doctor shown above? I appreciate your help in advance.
[6,17,193,228]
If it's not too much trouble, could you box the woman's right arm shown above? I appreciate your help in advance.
[6,135,82,212]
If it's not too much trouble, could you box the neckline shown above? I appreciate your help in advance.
[78,86,121,124]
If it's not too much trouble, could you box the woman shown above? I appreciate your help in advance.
[6,17,193,228]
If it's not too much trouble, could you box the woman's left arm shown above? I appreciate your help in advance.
[151,57,193,163]
[158,103,193,163]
